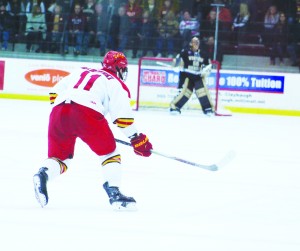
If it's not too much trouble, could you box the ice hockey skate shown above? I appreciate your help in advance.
[204,108,214,117]
[33,167,49,208]
[103,182,137,211]
[170,107,181,115]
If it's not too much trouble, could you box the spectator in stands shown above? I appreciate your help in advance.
[269,12,288,65]
[64,3,87,55]
[201,9,220,42]
[157,0,179,17]
[106,0,116,18]
[211,0,232,34]
[140,0,160,50]
[205,35,223,64]
[272,1,289,17]
[106,0,118,49]
[125,0,142,58]
[82,0,95,25]
[48,0,74,14]
[0,1,12,50]
[291,0,300,25]
[287,40,299,67]
[89,2,107,56]
[25,0,46,14]
[230,1,255,21]
[192,0,211,22]
[155,6,178,58]
[137,10,156,56]
[293,0,300,68]
[47,4,64,53]
[254,0,272,22]
[108,5,130,52]
[286,0,300,67]
[290,0,300,45]
[108,5,129,51]
[263,4,279,49]
[25,4,47,52]
[141,0,159,22]
[231,2,250,46]
[179,10,200,49]
[82,0,96,55]
[231,0,265,35]
[6,0,26,35]
[47,1,57,13]
[82,0,95,17]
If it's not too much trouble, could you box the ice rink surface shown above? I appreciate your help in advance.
[0,99,299,251]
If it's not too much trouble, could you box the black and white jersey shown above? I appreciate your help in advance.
[179,48,209,74]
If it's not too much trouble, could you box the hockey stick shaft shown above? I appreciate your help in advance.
[155,61,173,68]
[156,62,212,76]
[115,138,218,171]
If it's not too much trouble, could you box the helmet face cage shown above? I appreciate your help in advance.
[116,66,128,81]
[103,51,128,81]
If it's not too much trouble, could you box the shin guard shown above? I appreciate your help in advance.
[195,78,214,113]
[170,78,192,110]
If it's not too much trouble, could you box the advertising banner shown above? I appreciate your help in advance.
[0,57,138,99]
[0,57,299,115]
[139,67,299,115]
[141,69,285,93]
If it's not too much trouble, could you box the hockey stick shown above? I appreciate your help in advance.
[115,138,235,171]
[156,61,212,76]
[155,61,173,68]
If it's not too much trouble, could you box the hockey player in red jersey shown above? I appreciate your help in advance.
[33,51,153,210]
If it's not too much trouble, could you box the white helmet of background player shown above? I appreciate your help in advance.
[102,51,128,81]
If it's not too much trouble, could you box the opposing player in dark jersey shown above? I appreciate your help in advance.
[170,36,214,115]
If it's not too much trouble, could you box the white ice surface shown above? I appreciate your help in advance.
[0,99,300,251]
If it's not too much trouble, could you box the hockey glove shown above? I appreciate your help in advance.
[130,133,153,157]
[201,64,212,77]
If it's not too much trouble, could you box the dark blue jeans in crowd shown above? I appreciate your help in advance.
[64,31,84,54]
[97,33,107,56]
[0,31,9,50]
[156,36,174,56]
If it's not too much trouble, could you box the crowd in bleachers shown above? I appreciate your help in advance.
[0,0,300,66]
